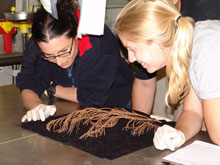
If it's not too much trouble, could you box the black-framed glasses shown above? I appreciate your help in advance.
[41,38,74,61]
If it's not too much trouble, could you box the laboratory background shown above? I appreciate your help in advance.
[0,0,176,121]
[1,0,214,164]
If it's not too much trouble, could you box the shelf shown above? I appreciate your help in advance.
[0,52,22,66]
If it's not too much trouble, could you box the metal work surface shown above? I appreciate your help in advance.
[0,85,212,165]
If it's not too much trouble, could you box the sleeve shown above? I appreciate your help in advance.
[134,62,156,80]
[16,38,51,96]
[76,26,122,107]
[189,23,220,99]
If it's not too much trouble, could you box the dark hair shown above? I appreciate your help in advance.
[32,0,78,42]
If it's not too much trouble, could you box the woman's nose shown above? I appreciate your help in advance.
[55,56,64,66]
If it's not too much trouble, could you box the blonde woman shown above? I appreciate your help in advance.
[115,0,220,151]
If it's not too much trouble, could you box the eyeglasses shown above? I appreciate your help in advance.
[41,38,74,61]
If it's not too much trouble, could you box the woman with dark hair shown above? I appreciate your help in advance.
[17,0,134,122]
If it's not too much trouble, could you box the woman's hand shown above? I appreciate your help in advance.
[21,104,56,122]
[153,125,185,151]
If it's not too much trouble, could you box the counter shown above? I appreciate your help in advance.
[0,85,212,165]
[0,52,22,66]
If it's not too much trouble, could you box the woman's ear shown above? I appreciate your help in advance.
[171,0,178,5]
[171,0,181,11]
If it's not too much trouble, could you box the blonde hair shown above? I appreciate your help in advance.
[115,0,195,105]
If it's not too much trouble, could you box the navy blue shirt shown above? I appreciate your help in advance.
[16,25,134,108]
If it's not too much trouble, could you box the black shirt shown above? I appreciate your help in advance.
[181,0,220,22]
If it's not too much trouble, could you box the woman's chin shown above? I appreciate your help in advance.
[146,66,165,73]
[60,63,70,69]
[146,69,155,73]
[144,66,157,73]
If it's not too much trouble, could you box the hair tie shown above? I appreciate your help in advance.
[176,15,182,23]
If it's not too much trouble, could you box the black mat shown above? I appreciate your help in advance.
[21,108,175,160]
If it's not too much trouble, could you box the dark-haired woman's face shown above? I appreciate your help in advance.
[38,35,78,69]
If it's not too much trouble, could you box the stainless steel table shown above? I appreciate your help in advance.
[0,85,212,165]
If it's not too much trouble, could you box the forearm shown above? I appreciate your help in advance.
[54,85,78,103]
[203,98,220,145]
[175,110,203,141]
[175,85,204,141]
[21,89,43,110]
[132,77,156,114]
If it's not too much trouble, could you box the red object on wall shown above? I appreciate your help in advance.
[0,23,16,54]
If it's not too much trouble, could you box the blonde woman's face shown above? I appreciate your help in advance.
[119,37,170,73]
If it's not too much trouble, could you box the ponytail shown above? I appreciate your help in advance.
[166,16,194,105]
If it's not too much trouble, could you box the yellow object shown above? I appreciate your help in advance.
[14,23,32,34]
[28,33,32,38]
[0,21,14,33]
[0,21,31,34]
[11,6,16,12]
[29,6,33,12]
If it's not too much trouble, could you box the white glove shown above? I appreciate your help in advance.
[150,114,172,122]
[21,104,56,122]
[153,125,185,151]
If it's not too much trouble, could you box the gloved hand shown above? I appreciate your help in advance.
[153,125,185,151]
[150,114,172,122]
[21,104,56,122]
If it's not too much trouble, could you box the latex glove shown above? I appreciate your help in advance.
[21,104,56,122]
[150,114,172,122]
[153,125,185,151]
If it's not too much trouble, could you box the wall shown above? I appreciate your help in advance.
[106,0,129,29]
[0,0,11,19]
